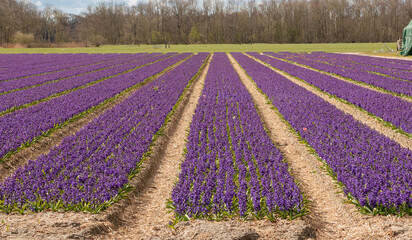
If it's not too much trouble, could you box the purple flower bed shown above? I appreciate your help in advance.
[265,52,412,97]
[233,52,412,215]
[0,54,122,81]
[247,52,412,135]
[171,53,304,221]
[0,53,208,213]
[0,53,169,113]
[0,53,166,93]
[0,53,190,162]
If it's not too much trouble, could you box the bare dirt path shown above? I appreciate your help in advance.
[0,56,192,240]
[262,53,412,103]
[229,53,412,239]
[253,54,412,151]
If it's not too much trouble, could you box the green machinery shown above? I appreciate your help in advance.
[401,19,412,56]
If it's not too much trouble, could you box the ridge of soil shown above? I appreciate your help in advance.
[262,53,412,103]
[0,55,191,240]
[230,53,412,239]
[254,54,412,151]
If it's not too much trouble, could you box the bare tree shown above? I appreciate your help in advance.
[2,0,412,46]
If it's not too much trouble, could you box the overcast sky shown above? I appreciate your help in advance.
[28,0,143,15]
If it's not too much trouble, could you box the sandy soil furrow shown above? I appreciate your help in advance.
[0,55,192,240]
[229,53,412,239]
[262,53,412,103]
[253,54,412,151]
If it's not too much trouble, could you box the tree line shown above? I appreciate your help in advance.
[1,0,412,46]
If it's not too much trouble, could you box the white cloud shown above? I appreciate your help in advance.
[90,0,138,6]
[59,6,86,15]
[33,0,146,14]
[91,0,110,3]
[127,0,138,6]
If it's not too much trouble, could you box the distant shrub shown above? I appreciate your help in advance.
[90,34,105,47]
[151,31,162,44]
[189,25,204,44]
[12,31,34,45]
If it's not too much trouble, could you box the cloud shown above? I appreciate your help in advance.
[38,0,91,14]
[36,0,146,14]
[91,0,111,3]
[90,0,138,6]
[127,0,138,6]
[59,6,87,15]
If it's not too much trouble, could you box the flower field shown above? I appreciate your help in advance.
[0,52,411,238]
